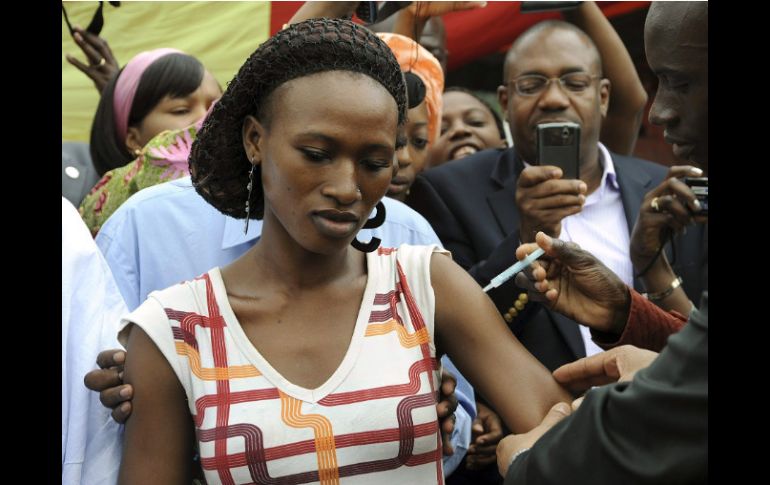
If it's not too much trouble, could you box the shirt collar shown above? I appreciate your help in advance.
[594,142,620,202]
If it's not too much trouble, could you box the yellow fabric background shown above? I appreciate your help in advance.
[62,1,271,142]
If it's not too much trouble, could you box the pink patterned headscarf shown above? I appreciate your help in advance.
[113,48,185,142]
[377,33,444,145]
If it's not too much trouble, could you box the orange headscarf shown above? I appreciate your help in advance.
[378,33,444,146]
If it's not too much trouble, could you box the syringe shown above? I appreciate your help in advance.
[482,247,545,293]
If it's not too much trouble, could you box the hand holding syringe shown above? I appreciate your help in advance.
[482,248,545,293]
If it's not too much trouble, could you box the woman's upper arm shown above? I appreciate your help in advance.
[430,252,572,433]
[118,324,194,485]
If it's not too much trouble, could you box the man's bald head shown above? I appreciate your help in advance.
[646,1,707,45]
[503,21,603,82]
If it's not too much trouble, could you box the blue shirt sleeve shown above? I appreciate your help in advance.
[441,355,476,476]
[95,209,142,311]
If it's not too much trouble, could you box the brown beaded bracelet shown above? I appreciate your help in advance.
[503,293,529,322]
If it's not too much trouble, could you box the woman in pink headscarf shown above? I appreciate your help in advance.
[80,49,221,235]
[88,48,221,176]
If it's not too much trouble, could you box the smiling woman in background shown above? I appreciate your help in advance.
[428,87,506,167]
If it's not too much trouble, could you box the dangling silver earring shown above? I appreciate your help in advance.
[244,159,255,235]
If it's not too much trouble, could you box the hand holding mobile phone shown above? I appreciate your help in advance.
[537,122,581,180]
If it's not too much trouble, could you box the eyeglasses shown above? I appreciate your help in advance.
[509,73,600,97]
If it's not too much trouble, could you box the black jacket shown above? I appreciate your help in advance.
[408,147,704,371]
[505,293,708,484]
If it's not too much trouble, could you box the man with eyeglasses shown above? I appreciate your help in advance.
[496,3,707,482]
[408,18,675,483]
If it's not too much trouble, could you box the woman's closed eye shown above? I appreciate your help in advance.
[169,106,191,116]
[361,158,393,171]
[300,147,330,163]
[466,117,487,128]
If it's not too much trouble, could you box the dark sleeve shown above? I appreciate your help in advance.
[505,293,708,485]
[671,224,708,303]
[407,175,486,275]
[408,175,529,315]
[591,289,689,352]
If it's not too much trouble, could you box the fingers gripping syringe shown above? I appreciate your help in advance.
[482,248,545,293]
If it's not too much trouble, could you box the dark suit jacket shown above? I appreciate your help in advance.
[504,292,708,484]
[408,147,703,371]
[670,223,708,305]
